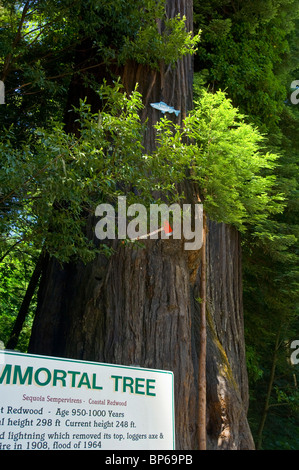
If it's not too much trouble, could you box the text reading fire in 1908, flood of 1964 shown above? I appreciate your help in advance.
[0,351,175,450]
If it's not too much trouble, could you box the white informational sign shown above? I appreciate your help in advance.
[0,351,175,451]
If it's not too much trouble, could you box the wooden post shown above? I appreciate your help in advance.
[198,211,207,449]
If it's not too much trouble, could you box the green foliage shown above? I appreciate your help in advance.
[245,345,263,383]
[155,90,284,232]
[120,4,200,68]
[194,0,299,133]
[0,0,298,450]
[2,84,281,264]
[0,81,173,263]
[193,0,299,450]
[0,0,199,128]
[0,244,38,351]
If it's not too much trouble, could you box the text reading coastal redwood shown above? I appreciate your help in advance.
[0,351,174,450]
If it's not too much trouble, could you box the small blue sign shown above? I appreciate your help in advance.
[150,101,180,116]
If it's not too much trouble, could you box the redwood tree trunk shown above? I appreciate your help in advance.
[28,0,254,450]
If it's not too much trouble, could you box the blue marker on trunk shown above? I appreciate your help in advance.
[150,101,180,116]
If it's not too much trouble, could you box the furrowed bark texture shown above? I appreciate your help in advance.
[28,0,254,450]
[204,221,254,450]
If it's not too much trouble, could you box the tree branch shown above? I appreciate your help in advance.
[6,251,48,350]
[1,1,31,81]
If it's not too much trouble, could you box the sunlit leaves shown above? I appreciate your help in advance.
[1,84,283,264]
[155,90,284,231]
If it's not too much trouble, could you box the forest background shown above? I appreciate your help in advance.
[0,0,298,450]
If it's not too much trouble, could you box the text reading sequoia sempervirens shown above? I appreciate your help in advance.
[0,352,174,450]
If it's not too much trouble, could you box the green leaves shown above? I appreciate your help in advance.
[1,82,148,263]
[194,0,299,134]
[175,90,283,231]
[119,4,200,69]
[1,83,282,264]
[0,242,38,351]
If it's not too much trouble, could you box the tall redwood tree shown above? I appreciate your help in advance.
[28,0,254,450]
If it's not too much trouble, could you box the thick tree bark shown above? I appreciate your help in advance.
[28,0,254,450]
[205,221,254,450]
